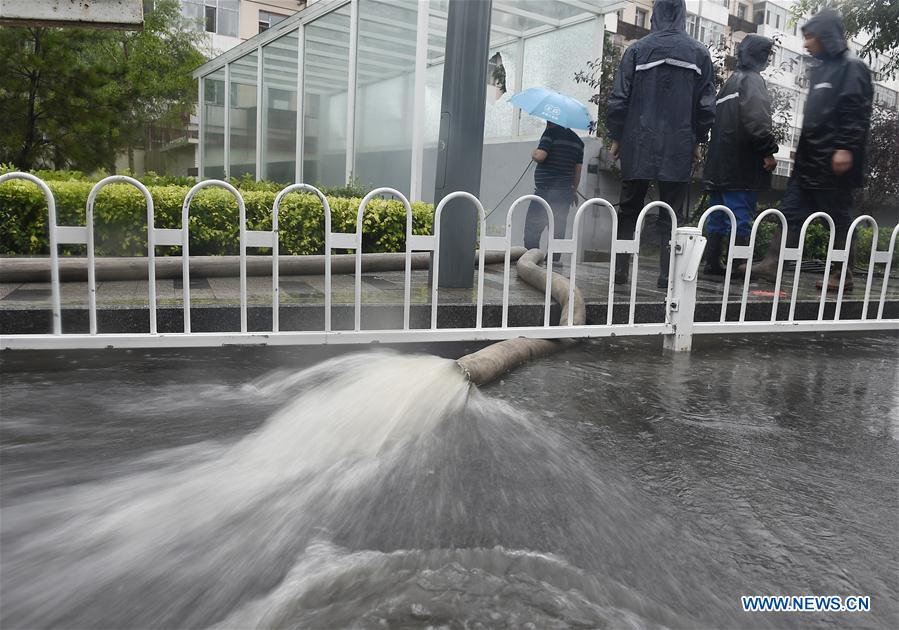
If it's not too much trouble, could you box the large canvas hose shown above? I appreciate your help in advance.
[456,249,586,386]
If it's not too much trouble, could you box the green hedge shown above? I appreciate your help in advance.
[748,218,894,266]
[0,179,434,256]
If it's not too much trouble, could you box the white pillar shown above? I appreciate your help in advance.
[345,0,360,183]
[295,26,305,183]
[663,227,706,352]
[409,0,430,201]
[256,45,264,181]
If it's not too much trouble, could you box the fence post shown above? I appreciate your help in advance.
[663,227,706,352]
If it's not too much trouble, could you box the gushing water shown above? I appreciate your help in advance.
[2,354,485,628]
[4,339,896,629]
[3,352,679,629]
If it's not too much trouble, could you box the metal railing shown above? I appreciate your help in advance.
[1,172,896,350]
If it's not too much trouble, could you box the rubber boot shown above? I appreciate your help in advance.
[729,233,749,281]
[613,253,630,285]
[743,225,783,282]
[657,236,671,289]
[703,232,726,277]
[817,241,856,291]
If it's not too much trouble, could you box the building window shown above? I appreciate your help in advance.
[204,4,216,33]
[738,4,747,20]
[776,13,781,29]
[182,1,238,37]
[766,10,770,25]
[635,9,647,30]
[258,10,288,33]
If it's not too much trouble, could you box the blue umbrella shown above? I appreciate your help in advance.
[508,87,592,130]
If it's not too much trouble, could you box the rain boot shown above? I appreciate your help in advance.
[614,254,630,285]
[743,225,783,282]
[703,232,726,277]
[817,241,856,291]
[657,236,671,289]
[730,233,749,281]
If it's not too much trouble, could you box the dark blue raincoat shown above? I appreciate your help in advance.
[606,0,716,182]
[704,35,779,191]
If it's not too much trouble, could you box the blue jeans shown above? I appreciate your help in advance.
[706,191,757,237]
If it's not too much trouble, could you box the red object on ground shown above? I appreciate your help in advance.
[750,290,788,298]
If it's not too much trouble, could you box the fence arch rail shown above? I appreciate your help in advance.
[1,172,896,350]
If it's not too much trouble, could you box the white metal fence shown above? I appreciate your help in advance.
[1,172,896,350]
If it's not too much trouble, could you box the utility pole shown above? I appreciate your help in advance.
[433,0,492,288]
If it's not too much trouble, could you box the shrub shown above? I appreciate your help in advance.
[0,179,433,257]
[747,216,895,267]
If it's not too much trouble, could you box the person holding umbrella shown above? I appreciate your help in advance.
[509,88,589,261]
[606,0,716,288]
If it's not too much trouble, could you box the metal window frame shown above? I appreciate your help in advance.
[196,0,627,193]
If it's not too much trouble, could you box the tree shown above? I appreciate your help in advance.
[573,31,622,147]
[859,104,899,211]
[0,0,205,172]
[792,0,899,77]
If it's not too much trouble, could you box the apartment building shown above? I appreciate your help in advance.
[131,1,310,175]
[180,1,309,54]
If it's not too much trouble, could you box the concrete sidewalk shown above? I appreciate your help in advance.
[2,255,896,334]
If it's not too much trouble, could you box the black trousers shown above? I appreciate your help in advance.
[617,180,688,240]
[523,188,574,250]
[781,177,854,249]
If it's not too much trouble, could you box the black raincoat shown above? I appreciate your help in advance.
[606,0,716,182]
[796,9,873,189]
[704,35,779,191]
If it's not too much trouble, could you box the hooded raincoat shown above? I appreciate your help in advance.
[704,35,778,191]
[606,0,716,182]
[796,9,873,189]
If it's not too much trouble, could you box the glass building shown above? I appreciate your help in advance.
[193,0,626,202]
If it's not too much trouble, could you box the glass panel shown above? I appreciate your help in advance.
[229,52,258,179]
[303,6,351,187]
[202,68,226,179]
[495,0,589,22]
[519,21,594,136]
[218,7,238,37]
[483,41,519,139]
[425,15,447,143]
[262,31,298,183]
[354,0,418,194]
[181,0,203,31]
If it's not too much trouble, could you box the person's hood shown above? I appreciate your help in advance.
[650,0,686,32]
[737,35,773,72]
[801,8,848,58]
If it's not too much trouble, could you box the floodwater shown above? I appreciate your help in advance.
[1,334,897,629]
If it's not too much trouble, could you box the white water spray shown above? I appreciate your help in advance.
[1,353,469,629]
